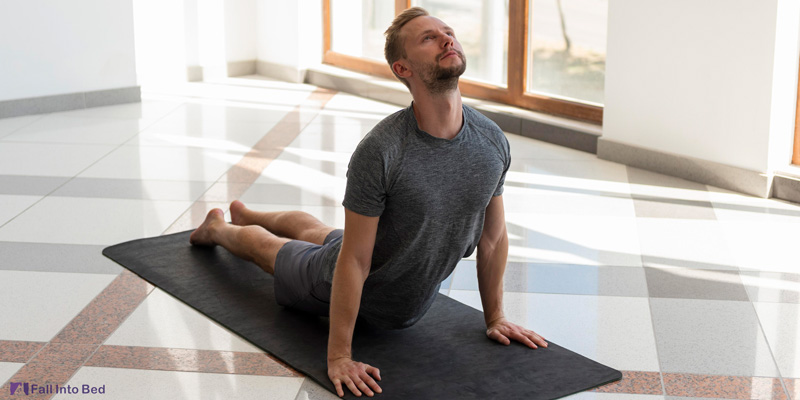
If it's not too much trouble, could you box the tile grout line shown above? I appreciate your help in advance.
[0,87,336,400]
[748,293,792,399]
[628,163,670,397]
[0,101,188,233]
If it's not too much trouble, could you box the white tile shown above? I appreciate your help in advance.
[636,218,738,270]
[0,194,41,226]
[131,118,279,150]
[292,378,340,400]
[0,143,115,177]
[0,115,43,138]
[321,92,400,115]
[721,220,800,273]
[0,271,115,341]
[503,185,636,217]
[2,115,147,145]
[54,367,304,400]
[248,157,348,188]
[507,159,632,196]
[448,290,661,372]
[79,145,242,182]
[708,185,800,223]
[287,122,369,154]
[0,196,191,245]
[50,98,183,121]
[106,289,262,352]
[161,102,294,124]
[0,362,24,384]
[753,302,800,378]
[505,214,642,266]
[507,134,597,161]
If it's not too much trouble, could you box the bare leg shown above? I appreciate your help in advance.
[229,200,335,245]
[190,208,290,275]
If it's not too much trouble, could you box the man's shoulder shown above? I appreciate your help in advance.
[463,105,508,150]
[358,107,410,149]
[463,105,502,133]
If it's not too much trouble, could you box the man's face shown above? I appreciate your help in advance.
[400,16,466,94]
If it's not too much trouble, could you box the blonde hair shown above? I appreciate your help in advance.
[384,7,430,88]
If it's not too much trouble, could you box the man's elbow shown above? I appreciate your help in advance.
[478,230,507,257]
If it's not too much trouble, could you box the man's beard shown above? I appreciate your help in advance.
[412,50,467,95]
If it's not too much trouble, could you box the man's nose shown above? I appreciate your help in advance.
[441,32,454,48]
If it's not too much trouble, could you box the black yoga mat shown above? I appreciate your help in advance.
[104,231,621,399]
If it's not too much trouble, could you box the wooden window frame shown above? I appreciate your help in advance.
[794,56,800,165]
[322,0,603,124]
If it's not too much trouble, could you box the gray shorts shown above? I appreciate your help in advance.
[273,229,343,316]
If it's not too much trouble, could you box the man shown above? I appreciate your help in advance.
[190,7,547,398]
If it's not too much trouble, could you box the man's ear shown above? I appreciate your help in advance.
[392,60,411,79]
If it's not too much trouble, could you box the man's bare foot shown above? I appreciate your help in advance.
[190,208,225,246]
[229,200,248,226]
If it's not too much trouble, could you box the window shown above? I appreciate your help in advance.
[527,0,606,105]
[330,0,395,62]
[323,0,606,123]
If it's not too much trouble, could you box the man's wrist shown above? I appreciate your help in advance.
[327,354,352,364]
[485,314,506,327]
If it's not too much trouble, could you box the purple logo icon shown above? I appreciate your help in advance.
[9,382,29,395]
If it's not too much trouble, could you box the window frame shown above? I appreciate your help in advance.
[322,0,603,124]
[794,58,800,165]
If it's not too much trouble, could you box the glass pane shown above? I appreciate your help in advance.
[413,0,509,86]
[527,0,607,104]
[331,0,396,62]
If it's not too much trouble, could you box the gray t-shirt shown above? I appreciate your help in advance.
[322,103,510,329]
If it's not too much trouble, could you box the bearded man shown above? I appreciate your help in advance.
[189,7,547,397]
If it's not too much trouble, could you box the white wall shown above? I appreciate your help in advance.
[0,0,138,101]
[225,0,258,63]
[602,0,800,173]
[256,0,323,71]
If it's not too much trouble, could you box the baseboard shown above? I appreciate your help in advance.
[773,174,800,204]
[186,61,258,82]
[257,61,306,83]
[227,60,257,77]
[0,86,141,119]
[597,138,772,198]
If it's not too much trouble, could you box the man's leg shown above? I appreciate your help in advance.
[189,208,290,275]
[229,200,336,246]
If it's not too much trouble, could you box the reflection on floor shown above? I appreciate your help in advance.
[0,76,798,400]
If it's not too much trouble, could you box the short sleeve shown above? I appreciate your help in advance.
[342,138,387,217]
[493,132,511,197]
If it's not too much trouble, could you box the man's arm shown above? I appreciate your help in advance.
[476,195,548,349]
[327,208,382,397]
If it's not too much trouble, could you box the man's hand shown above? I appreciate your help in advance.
[328,357,382,397]
[486,317,548,349]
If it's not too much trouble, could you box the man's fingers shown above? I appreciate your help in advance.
[531,332,548,347]
[344,377,362,397]
[488,329,511,345]
[333,380,344,398]
[507,330,537,349]
[360,370,383,394]
[365,365,382,381]
[355,379,374,397]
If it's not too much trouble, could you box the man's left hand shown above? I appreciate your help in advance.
[486,317,548,349]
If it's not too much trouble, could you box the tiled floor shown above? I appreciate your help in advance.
[1,76,799,399]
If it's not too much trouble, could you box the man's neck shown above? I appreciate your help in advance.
[411,88,463,140]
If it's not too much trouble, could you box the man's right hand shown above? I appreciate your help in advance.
[327,357,382,397]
